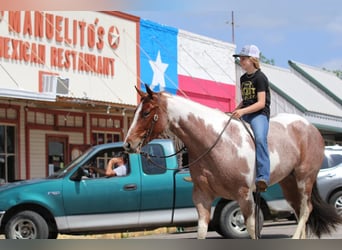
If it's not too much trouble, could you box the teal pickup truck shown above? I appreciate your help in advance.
[0,139,293,239]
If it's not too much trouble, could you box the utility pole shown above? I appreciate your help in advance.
[231,11,235,44]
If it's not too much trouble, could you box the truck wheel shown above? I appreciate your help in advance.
[5,211,49,239]
[217,201,264,239]
[329,190,342,216]
[48,230,59,239]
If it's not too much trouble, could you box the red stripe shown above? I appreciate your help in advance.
[177,75,236,112]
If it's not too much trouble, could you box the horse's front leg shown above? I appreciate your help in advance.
[238,194,256,239]
[193,186,213,239]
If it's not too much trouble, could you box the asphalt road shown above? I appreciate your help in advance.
[132,220,342,239]
[1,220,341,239]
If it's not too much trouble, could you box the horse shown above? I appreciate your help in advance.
[123,84,342,239]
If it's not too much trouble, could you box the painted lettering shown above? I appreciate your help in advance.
[23,11,32,36]
[8,11,21,33]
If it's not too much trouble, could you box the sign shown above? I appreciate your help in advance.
[0,11,138,105]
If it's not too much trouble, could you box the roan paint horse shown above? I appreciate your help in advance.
[124,85,342,239]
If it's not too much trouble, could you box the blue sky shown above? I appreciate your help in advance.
[127,0,342,70]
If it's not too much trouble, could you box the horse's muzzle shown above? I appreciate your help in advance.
[123,142,133,152]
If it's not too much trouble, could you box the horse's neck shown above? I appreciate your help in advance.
[165,95,234,145]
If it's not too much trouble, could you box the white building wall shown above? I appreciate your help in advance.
[178,29,236,84]
[29,129,84,178]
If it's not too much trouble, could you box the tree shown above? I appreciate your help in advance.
[322,68,342,79]
[260,53,275,65]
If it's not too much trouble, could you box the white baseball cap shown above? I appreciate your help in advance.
[233,45,260,59]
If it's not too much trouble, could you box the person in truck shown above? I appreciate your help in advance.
[87,152,128,177]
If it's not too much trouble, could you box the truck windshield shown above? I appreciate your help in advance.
[47,147,95,179]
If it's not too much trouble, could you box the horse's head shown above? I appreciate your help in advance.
[124,84,168,153]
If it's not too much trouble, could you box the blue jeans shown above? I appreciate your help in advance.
[242,113,270,185]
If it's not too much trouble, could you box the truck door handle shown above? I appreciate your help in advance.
[123,184,137,191]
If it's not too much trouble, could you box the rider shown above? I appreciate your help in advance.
[232,44,271,192]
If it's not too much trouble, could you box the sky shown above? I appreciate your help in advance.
[127,0,342,71]
[2,0,341,71]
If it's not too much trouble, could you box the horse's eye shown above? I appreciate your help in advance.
[142,111,150,118]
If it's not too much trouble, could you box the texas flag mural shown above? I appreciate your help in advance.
[139,19,236,112]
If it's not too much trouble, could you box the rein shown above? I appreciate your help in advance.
[141,114,235,171]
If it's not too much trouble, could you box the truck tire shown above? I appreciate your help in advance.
[329,190,342,215]
[4,210,49,239]
[217,201,264,239]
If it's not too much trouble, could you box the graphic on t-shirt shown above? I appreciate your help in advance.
[241,81,256,101]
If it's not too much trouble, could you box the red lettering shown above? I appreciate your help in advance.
[87,24,95,48]
[11,39,19,59]
[78,52,85,71]
[57,48,64,68]
[21,41,30,62]
[96,26,105,50]
[55,15,63,43]
[50,47,57,66]
[71,51,77,70]
[34,11,44,38]
[97,56,103,74]
[45,13,54,40]
[64,18,72,45]
[73,20,78,46]
[110,58,115,76]
[23,11,32,36]
[8,11,21,33]
[79,21,86,47]
[30,43,38,63]
[0,37,3,58]
[64,50,71,69]
[38,44,46,64]
[2,37,10,59]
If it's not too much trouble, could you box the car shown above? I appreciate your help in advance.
[316,145,342,215]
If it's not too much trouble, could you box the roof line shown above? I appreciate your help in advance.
[268,81,307,113]
[312,123,342,133]
[288,60,342,106]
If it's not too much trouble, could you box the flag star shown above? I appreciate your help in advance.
[149,50,168,91]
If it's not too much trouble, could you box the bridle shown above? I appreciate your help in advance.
[137,113,159,151]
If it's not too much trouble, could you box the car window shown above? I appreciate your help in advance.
[83,148,129,178]
[321,151,342,169]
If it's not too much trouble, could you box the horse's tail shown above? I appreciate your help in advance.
[307,182,342,238]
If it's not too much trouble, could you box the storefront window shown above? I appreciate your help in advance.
[92,132,121,145]
[0,125,16,182]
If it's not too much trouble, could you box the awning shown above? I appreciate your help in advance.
[0,88,56,102]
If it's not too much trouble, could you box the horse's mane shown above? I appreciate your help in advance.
[158,128,185,168]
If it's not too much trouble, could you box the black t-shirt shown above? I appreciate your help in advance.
[240,69,271,118]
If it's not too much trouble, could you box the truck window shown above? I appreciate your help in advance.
[83,148,129,178]
[141,144,166,175]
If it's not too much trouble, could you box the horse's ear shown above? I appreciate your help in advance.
[145,83,154,99]
[135,85,146,98]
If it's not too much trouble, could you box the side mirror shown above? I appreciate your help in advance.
[70,167,85,181]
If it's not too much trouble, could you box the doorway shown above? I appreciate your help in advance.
[46,135,68,175]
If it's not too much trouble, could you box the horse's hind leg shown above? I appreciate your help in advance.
[193,186,213,239]
[279,174,313,239]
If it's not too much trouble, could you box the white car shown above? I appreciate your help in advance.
[317,145,342,215]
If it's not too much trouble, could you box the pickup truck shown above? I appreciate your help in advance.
[0,139,293,239]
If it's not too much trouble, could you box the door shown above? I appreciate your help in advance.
[46,135,68,175]
[61,150,141,230]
